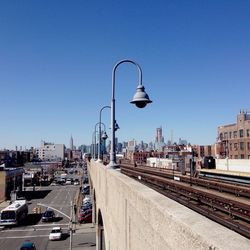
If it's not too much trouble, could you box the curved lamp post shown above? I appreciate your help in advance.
[109,59,152,169]
[93,122,106,160]
[100,130,108,160]
[92,131,97,160]
[97,106,111,162]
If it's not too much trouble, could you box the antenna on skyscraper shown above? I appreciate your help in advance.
[171,129,173,145]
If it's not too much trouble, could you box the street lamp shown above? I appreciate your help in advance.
[94,122,106,161]
[97,106,111,162]
[101,130,108,160]
[109,59,152,169]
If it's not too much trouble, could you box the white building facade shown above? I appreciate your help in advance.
[36,141,65,161]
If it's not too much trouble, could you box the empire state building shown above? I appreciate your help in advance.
[70,135,73,150]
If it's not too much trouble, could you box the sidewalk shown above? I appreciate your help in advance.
[0,200,10,209]
[72,223,96,250]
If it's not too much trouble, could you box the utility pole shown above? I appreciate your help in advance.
[189,158,192,186]
[69,200,73,250]
[190,148,194,186]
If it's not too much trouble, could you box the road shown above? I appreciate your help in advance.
[0,179,95,250]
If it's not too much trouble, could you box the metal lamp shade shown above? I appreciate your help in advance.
[130,85,152,108]
[101,131,108,140]
[114,120,120,131]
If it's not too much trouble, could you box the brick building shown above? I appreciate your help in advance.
[217,110,250,159]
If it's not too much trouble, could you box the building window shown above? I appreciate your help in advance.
[229,132,232,139]
[234,143,238,150]
[247,129,250,137]
[240,142,244,150]
[224,132,228,139]
[219,133,223,140]
[247,142,250,150]
[239,129,244,138]
[240,154,244,159]
[229,143,232,151]
[233,131,237,138]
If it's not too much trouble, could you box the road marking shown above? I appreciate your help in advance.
[2,227,69,232]
[34,223,69,227]
[0,235,49,239]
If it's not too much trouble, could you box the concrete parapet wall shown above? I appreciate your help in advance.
[89,161,250,250]
[216,159,250,172]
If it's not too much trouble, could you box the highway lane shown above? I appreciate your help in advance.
[0,183,80,250]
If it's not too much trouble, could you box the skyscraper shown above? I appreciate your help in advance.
[156,127,164,143]
[70,135,73,150]
[155,127,165,151]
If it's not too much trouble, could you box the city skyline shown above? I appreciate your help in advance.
[1,1,249,150]
[0,131,186,151]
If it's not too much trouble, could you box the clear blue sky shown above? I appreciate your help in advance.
[0,0,249,150]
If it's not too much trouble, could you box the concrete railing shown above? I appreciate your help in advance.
[89,160,250,250]
[216,159,250,172]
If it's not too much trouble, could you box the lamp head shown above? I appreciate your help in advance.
[130,84,152,108]
[101,131,108,140]
[114,120,120,131]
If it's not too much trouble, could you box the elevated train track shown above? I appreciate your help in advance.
[121,164,250,239]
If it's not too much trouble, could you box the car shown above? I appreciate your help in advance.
[74,181,79,185]
[82,196,91,203]
[65,179,71,185]
[78,211,92,223]
[82,185,90,193]
[81,203,92,210]
[79,208,92,216]
[80,203,92,211]
[20,241,36,250]
[83,177,89,184]
[82,188,90,195]
[83,185,90,189]
[81,200,92,207]
[49,227,62,240]
[82,197,92,204]
[42,209,55,222]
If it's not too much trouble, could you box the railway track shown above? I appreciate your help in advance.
[121,164,250,239]
[122,164,250,198]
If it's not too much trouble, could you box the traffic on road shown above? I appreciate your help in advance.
[0,162,95,250]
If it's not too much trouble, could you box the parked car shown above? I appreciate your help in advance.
[82,185,90,193]
[82,199,92,206]
[82,196,91,203]
[81,200,92,206]
[83,177,89,184]
[20,241,36,250]
[49,227,62,240]
[83,184,89,189]
[78,211,92,223]
[42,209,55,222]
[79,208,92,214]
[81,203,92,212]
